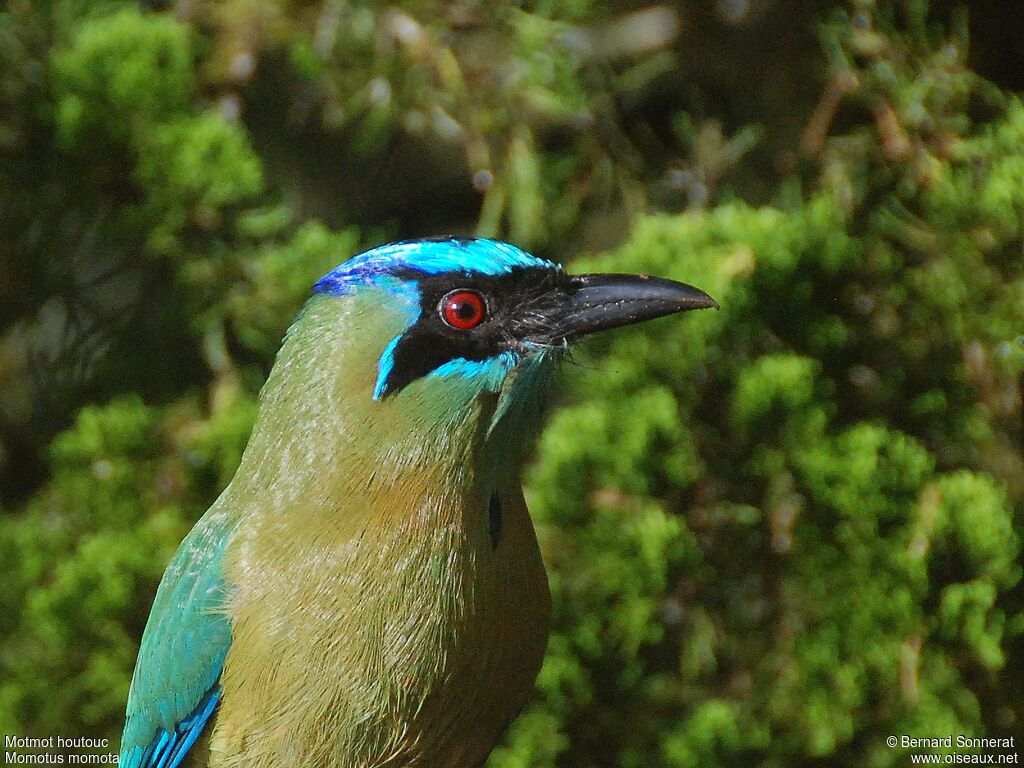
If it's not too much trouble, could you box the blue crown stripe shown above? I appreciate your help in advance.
[313,238,556,296]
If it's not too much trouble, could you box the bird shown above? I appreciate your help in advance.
[119,236,717,768]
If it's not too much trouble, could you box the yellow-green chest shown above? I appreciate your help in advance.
[209,476,549,768]
[183,294,554,767]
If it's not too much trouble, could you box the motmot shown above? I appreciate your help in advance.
[119,237,716,768]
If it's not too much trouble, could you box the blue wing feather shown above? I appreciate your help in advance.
[122,688,221,768]
[120,505,238,767]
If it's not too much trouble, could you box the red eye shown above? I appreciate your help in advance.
[440,289,487,330]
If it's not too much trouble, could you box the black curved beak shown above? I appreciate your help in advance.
[530,273,718,344]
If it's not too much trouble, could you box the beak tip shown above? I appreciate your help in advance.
[678,288,719,312]
[627,274,719,312]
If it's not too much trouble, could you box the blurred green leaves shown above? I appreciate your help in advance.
[514,36,1022,753]
[1,1,1022,766]
[51,9,193,149]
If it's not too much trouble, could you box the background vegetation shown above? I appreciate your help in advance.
[1,0,1022,765]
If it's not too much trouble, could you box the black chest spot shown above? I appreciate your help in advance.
[487,491,502,549]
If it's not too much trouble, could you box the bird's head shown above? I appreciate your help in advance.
[250,237,716,478]
[296,239,716,450]
[311,237,716,411]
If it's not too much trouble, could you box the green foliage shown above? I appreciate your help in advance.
[3,397,193,736]
[52,8,193,148]
[137,113,264,250]
[1,0,1022,766]
[514,84,1023,762]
